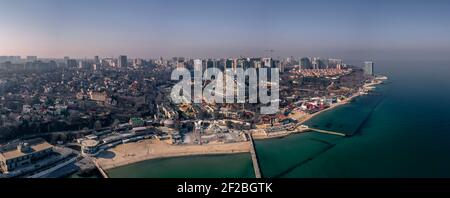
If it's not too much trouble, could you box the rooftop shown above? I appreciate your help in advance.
[81,139,99,147]
[0,138,53,161]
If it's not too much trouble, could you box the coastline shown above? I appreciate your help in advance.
[96,79,385,171]
[301,79,384,123]
[95,95,356,171]
[252,85,365,140]
[96,140,251,170]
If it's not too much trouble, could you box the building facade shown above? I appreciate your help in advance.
[364,61,374,76]
[0,138,53,173]
[118,55,127,68]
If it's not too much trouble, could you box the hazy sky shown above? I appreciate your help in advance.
[1,0,450,60]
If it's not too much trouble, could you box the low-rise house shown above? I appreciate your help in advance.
[0,138,53,173]
[129,117,145,127]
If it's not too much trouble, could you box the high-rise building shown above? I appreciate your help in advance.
[277,60,285,73]
[212,59,218,69]
[94,56,100,64]
[217,59,226,70]
[364,61,374,76]
[176,60,185,68]
[300,57,312,69]
[262,58,273,67]
[204,59,214,69]
[328,59,343,69]
[67,59,77,68]
[0,56,20,63]
[225,59,233,69]
[232,58,249,70]
[102,58,116,67]
[133,58,145,68]
[26,56,38,62]
[311,57,320,69]
[118,55,127,68]
[194,59,202,71]
[318,58,328,69]
[78,60,91,69]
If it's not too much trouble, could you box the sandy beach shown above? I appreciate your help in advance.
[96,140,251,170]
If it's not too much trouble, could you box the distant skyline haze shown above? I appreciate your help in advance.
[1,0,450,60]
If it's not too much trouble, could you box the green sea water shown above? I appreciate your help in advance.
[107,154,255,178]
[106,60,450,178]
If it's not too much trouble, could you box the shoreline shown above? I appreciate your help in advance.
[252,85,365,140]
[96,140,251,170]
[95,94,354,170]
[96,79,385,171]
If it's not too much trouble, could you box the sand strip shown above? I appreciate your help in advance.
[96,140,251,170]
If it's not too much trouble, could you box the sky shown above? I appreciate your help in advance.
[1,0,450,60]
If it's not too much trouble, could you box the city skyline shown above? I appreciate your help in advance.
[1,0,450,60]
[4,1,450,192]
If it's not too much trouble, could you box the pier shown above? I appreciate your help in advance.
[248,133,262,178]
[93,160,109,178]
[308,128,347,137]
[292,124,347,137]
